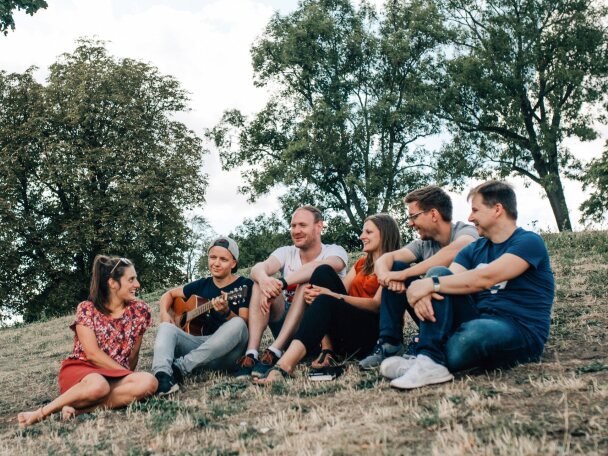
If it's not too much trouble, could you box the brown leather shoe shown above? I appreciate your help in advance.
[251,349,280,378]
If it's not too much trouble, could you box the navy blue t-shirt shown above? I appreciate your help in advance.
[182,276,252,335]
[454,228,555,347]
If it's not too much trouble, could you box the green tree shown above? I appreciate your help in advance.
[0,0,47,35]
[208,0,448,237]
[185,215,215,281]
[437,0,608,231]
[229,213,291,269]
[0,39,206,322]
[580,143,608,225]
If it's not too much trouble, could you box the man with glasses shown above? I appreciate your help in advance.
[152,237,252,395]
[359,185,478,369]
[384,181,554,389]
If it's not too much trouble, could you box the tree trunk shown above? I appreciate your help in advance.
[541,174,572,231]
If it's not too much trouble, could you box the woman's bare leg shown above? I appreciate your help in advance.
[58,372,157,417]
[17,373,111,427]
[311,336,336,368]
[320,335,333,351]
[254,340,307,384]
[93,372,157,409]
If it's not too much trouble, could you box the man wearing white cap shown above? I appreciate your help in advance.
[152,237,253,395]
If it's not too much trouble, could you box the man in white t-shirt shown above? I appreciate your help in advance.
[235,205,348,378]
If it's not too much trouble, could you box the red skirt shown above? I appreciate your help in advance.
[58,358,133,394]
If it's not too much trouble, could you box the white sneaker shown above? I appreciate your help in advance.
[379,355,417,380]
[390,354,454,390]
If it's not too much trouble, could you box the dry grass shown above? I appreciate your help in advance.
[0,231,607,455]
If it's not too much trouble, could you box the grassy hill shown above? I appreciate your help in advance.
[0,231,606,455]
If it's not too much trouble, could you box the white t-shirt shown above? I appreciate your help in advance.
[270,244,348,279]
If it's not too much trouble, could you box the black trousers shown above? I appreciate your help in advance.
[293,264,379,359]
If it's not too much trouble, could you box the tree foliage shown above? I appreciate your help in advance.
[229,213,292,269]
[0,0,47,35]
[0,39,206,321]
[208,0,449,236]
[580,142,608,225]
[437,0,608,231]
[185,216,216,282]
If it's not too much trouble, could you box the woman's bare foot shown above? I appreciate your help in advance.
[17,407,45,427]
[61,406,76,421]
[254,366,292,385]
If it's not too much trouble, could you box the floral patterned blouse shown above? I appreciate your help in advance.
[67,300,152,369]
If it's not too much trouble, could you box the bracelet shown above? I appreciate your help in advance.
[431,275,440,292]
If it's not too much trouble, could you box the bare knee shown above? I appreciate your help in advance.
[81,374,111,401]
[128,372,158,398]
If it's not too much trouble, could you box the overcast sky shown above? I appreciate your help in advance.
[1,0,605,236]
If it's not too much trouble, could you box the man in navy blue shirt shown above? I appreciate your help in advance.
[381,180,555,389]
[152,237,252,395]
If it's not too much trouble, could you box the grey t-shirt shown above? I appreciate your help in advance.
[405,221,479,261]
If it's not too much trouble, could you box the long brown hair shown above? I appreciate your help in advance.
[362,213,401,275]
[89,255,133,315]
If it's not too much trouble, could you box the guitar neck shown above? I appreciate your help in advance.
[186,299,214,321]
[179,285,247,328]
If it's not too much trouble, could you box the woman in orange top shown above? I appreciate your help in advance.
[255,213,400,383]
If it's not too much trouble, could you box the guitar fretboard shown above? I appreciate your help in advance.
[184,286,247,322]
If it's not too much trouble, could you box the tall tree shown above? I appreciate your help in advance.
[185,215,215,281]
[0,39,206,321]
[0,0,47,35]
[580,142,608,225]
[437,0,608,231]
[208,0,449,235]
[229,213,291,269]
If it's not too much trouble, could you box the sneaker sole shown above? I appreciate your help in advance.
[157,383,180,397]
[251,369,268,379]
[358,362,380,370]
[390,373,454,390]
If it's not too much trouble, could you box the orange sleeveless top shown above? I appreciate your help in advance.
[348,256,379,298]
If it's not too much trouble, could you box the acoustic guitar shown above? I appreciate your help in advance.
[170,286,248,336]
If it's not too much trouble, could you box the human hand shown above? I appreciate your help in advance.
[211,292,229,316]
[303,284,316,304]
[406,278,434,306]
[411,295,440,322]
[378,269,407,286]
[260,296,271,315]
[160,310,176,325]
[260,276,282,300]
[386,280,407,294]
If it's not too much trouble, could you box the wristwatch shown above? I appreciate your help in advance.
[279,277,289,289]
[431,275,441,292]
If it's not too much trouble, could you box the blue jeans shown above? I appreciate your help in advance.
[378,261,419,342]
[417,266,542,371]
[151,317,248,376]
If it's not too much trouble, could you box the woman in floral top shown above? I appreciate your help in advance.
[18,255,158,427]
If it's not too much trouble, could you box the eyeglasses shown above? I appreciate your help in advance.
[407,210,429,221]
[110,258,132,275]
